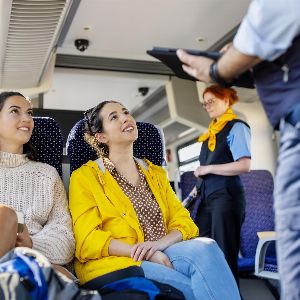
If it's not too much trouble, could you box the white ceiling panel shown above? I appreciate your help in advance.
[58,0,251,60]
[44,67,168,111]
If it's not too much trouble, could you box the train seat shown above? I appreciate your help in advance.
[66,119,166,173]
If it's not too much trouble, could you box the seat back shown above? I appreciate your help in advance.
[239,170,275,260]
[180,169,276,271]
[30,117,63,177]
[180,171,201,220]
[66,119,165,173]
[180,171,197,200]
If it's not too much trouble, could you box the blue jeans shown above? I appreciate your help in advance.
[141,238,240,300]
[275,117,300,300]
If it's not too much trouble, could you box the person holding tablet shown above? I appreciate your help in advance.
[177,1,300,298]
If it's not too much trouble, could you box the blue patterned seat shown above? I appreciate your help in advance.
[239,170,277,275]
[66,119,165,173]
[180,169,278,275]
[180,171,200,220]
[30,117,63,177]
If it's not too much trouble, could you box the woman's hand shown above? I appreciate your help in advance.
[15,225,32,248]
[149,251,173,268]
[131,240,167,261]
[194,165,211,177]
[131,231,182,262]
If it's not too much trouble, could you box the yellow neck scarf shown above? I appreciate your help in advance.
[198,108,237,152]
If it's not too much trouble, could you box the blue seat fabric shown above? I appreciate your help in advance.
[180,169,277,274]
[238,170,276,273]
[67,119,165,174]
[30,117,63,177]
[180,171,201,220]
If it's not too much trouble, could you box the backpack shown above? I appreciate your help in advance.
[0,247,101,300]
[82,266,185,300]
[0,247,184,300]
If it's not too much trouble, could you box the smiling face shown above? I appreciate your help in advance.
[95,102,138,149]
[0,95,34,153]
[203,91,229,120]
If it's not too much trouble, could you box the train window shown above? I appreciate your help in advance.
[179,161,199,173]
[177,140,201,173]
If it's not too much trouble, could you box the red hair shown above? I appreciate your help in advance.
[202,84,239,106]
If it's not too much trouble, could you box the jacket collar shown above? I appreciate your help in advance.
[95,157,148,173]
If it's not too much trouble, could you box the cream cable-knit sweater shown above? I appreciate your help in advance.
[0,151,75,265]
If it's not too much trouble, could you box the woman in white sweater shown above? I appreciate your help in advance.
[0,91,75,270]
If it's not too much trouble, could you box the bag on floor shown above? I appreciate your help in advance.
[0,247,101,300]
[82,266,185,300]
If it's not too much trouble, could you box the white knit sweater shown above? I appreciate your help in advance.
[0,151,75,265]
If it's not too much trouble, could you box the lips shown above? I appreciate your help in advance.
[122,124,135,132]
[17,127,30,131]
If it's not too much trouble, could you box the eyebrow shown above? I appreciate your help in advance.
[108,107,127,118]
[8,105,32,111]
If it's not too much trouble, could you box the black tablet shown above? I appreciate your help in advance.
[147,47,254,89]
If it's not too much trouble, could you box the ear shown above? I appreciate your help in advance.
[224,96,230,106]
[95,132,107,144]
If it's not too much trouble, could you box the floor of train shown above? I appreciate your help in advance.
[240,278,279,300]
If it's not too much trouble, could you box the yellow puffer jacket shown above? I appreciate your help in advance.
[69,158,198,284]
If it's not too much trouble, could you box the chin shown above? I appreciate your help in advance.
[131,129,138,140]
[130,134,138,143]
[18,137,31,146]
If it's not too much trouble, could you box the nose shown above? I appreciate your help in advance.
[21,112,32,122]
[121,114,131,123]
[203,103,212,109]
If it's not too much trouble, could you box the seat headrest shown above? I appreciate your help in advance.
[30,117,63,177]
[67,119,165,174]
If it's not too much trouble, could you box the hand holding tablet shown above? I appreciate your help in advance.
[147,47,255,89]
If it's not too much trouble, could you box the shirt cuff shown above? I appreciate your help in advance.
[170,227,187,241]
[101,237,113,257]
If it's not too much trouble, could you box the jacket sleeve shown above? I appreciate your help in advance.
[158,167,199,240]
[31,171,75,265]
[69,167,113,263]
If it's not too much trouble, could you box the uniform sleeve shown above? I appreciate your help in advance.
[31,172,75,265]
[227,122,251,161]
[69,167,113,263]
[160,168,199,240]
[234,0,300,61]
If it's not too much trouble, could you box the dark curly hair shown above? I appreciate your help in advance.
[83,100,120,157]
[0,91,37,161]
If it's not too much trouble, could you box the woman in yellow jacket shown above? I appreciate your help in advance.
[69,101,240,300]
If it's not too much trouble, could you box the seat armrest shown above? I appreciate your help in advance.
[257,231,276,239]
[254,231,279,280]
